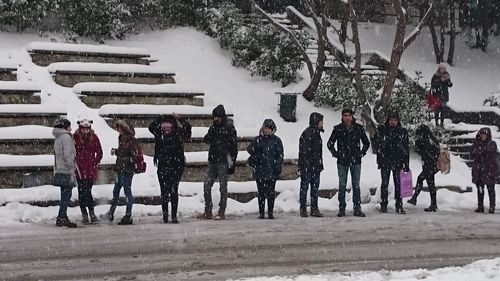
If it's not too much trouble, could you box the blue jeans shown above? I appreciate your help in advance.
[109,173,134,216]
[299,169,321,209]
[380,167,402,208]
[338,164,361,210]
[58,185,73,218]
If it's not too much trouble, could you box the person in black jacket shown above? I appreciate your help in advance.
[327,109,370,217]
[298,112,324,217]
[247,119,284,219]
[198,105,238,220]
[149,114,192,223]
[372,111,410,214]
[407,125,440,212]
[431,64,453,127]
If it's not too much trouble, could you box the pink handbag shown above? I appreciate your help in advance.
[400,169,414,198]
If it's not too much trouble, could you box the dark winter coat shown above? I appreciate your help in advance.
[298,112,324,173]
[114,120,138,175]
[415,125,439,167]
[431,72,453,103]
[148,115,192,176]
[372,115,410,170]
[471,127,498,185]
[74,129,103,181]
[327,118,370,166]
[204,106,238,166]
[247,119,284,181]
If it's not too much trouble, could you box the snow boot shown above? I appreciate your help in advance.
[163,213,169,223]
[488,186,496,214]
[56,216,77,228]
[299,207,308,217]
[99,212,114,222]
[407,184,422,205]
[214,208,225,220]
[197,209,213,220]
[171,215,179,224]
[425,190,438,212]
[117,215,133,225]
[89,210,99,223]
[258,213,265,219]
[81,213,90,225]
[353,208,366,217]
[268,212,274,220]
[310,208,324,217]
[337,209,345,217]
[380,205,388,213]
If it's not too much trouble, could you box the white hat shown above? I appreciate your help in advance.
[77,119,93,128]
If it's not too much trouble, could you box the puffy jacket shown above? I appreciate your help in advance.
[372,115,409,170]
[298,112,324,173]
[415,125,439,166]
[53,128,76,175]
[247,119,284,180]
[431,72,453,103]
[471,127,498,185]
[327,120,370,166]
[74,129,103,181]
[204,119,238,165]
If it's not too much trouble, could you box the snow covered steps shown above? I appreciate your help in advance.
[0,65,16,81]
[48,62,176,87]
[27,42,152,66]
[0,81,41,104]
[0,105,65,127]
[74,82,204,108]
[99,105,233,128]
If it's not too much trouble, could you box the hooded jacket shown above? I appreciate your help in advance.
[148,115,192,175]
[327,115,370,165]
[53,128,76,175]
[204,106,238,165]
[298,112,324,172]
[471,127,498,185]
[114,120,139,174]
[74,128,103,181]
[247,119,284,180]
[415,125,439,167]
[372,112,410,169]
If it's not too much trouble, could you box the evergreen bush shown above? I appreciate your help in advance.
[0,0,54,32]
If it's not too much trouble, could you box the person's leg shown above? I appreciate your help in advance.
[77,180,88,216]
[58,185,73,218]
[201,163,217,216]
[424,170,438,212]
[216,163,229,218]
[170,173,181,223]
[299,170,311,213]
[351,164,364,217]
[158,170,169,222]
[393,168,405,214]
[487,184,496,214]
[310,171,323,217]
[108,175,123,217]
[475,184,485,213]
[408,168,425,205]
[267,179,276,218]
[256,178,266,218]
[84,180,95,213]
[337,164,349,216]
[380,167,390,212]
[440,105,446,127]
[434,111,440,127]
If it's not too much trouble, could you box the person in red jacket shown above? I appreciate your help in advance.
[74,119,103,224]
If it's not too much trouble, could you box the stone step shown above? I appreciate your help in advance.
[447,137,475,145]
[0,159,299,189]
[0,107,65,127]
[74,82,204,108]
[99,105,234,128]
[48,63,176,87]
[450,151,473,161]
[0,66,16,81]
[448,143,473,153]
[369,185,472,195]
[27,42,151,66]
[0,81,41,104]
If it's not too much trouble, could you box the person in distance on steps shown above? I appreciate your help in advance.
[431,63,453,128]
[407,125,440,212]
[471,127,497,214]
[149,114,191,224]
[198,105,238,220]
[53,116,77,228]
[74,119,103,224]
[298,112,325,218]
[327,109,370,217]
[247,119,284,219]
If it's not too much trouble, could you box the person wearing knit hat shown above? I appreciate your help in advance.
[74,119,103,224]
[327,109,370,217]
[52,116,77,227]
[247,119,283,219]
[298,112,325,218]
[198,104,238,220]
[372,111,410,214]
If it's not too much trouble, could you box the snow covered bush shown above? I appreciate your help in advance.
[59,0,130,40]
[200,2,306,86]
[0,0,54,32]
[483,91,500,107]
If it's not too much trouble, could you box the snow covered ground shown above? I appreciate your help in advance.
[231,258,500,281]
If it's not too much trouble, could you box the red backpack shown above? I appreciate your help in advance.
[427,90,442,112]
[134,142,147,174]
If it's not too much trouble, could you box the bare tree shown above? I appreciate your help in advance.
[447,0,456,65]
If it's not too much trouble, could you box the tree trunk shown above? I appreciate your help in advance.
[447,1,456,65]
[348,0,377,139]
[429,12,442,63]
[374,0,406,123]
[438,1,446,62]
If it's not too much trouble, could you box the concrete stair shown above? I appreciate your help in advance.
[0,65,16,81]
[0,82,41,104]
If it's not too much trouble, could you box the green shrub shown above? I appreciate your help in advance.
[0,0,54,32]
